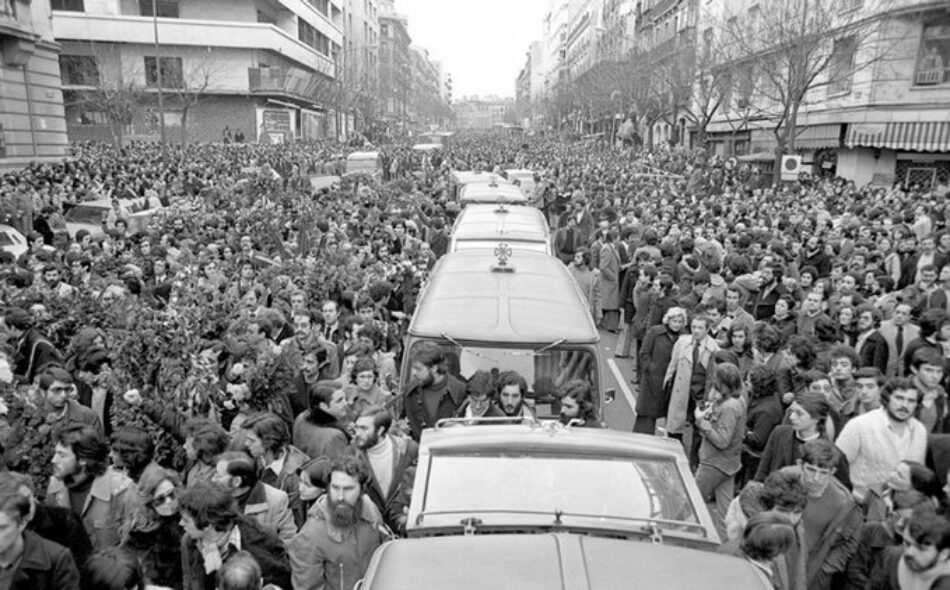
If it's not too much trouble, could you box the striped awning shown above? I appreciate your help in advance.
[749,124,842,151]
[846,121,950,152]
[793,124,842,149]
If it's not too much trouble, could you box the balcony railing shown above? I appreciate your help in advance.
[249,67,337,103]
[915,68,946,86]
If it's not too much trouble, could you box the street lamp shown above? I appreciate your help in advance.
[151,0,167,161]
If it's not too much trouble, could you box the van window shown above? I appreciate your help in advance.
[407,340,598,414]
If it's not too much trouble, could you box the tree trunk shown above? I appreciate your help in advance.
[180,107,189,147]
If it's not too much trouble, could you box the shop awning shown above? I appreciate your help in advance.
[846,121,950,152]
[794,124,842,149]
[750,124,842,151]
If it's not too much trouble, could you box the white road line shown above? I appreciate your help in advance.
[607,358,637,416]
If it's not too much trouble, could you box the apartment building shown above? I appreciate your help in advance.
[52,0,343,144]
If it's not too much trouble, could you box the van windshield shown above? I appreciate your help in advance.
[423,453,699,530]
[406,340,598,417]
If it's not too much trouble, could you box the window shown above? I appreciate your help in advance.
[298,19,330,55]
[59,55,100,86]
[828,36,857,95]
[1,0,15,19]
[78,111,109,125]
[139,0,179,17]
[914,18,950,86]
[309,0,329,15]
[51,0,84,10]
[0,124,5,158]
[144,56,183,88]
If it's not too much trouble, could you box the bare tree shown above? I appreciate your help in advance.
[163,52,224,146]
[717,0,896,177]
[63,43,145,148]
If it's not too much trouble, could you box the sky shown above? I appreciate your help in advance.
[394,0,548,100]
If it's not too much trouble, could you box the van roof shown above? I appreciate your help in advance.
[409,249,597,344]
[347,151,379,159]
[363,533,764,590]
[451,204,549,244]
[459,182,528,204]
[450,170,506,185]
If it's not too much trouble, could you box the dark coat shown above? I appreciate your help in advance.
[181,517,291,590]
[13,328,62,384]
[754,425,851,488]
[743,394,784,454]
[857,331,889,375]
[636,325,680,418]
[402,374,466,441]
[747,282,789,321]
[8,531,80,590]
[28,504,93,569]
[352,435,418,532]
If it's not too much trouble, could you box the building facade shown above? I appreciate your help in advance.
[408,44,447,128]
[454,96,513,130]
[700,0,950,188]
[339,0,378,135]
[1,0,68,168]
[52,0,343,145]
[378,10,409,127]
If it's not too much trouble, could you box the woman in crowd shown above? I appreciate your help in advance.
[693,362,746,537]
[122,467,184,589]
[635,306,686,435]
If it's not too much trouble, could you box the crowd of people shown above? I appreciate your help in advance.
[0,131,948,589]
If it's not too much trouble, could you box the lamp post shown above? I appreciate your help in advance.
[151,0,167,161]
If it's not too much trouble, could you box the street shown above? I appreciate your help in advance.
[598,328,638,432]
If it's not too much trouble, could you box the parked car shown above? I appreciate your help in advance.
[0,225,28,258]
[64,198,163,238]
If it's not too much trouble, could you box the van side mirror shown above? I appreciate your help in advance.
[605,388,616,404]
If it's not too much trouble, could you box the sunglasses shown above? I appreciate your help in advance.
[152,489,176,505]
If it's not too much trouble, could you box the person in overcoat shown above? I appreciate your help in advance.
[599,230,622,332]
[634,306,686,435]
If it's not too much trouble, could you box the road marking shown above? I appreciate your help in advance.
[607,358,637,416]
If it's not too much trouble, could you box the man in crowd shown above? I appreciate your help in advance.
[288,456,389,590]
[402,342,466,441]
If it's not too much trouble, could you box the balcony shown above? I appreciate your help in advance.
[248,67,336,103]
[52,11,336,76]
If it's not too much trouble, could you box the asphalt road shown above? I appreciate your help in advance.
[597,328,639,432]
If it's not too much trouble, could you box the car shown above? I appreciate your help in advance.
[400,249,610,422]
[449,203,551,254]
[63,198,163,238]
[405,422,720,547]
[458,181,528,206]
[345,151,383,178]
[0,225,28,258]
[357,533,769,590]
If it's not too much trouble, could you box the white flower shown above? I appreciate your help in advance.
[0,357,12,385]
[230,363,245,377]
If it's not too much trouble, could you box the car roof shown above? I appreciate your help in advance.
[408,249,597,343]
[419,423,687,460]
[363,533,765,590]
[348,151,380,158]
[452,204,549,243]
[505,168,535,176]
[459,182,528,204]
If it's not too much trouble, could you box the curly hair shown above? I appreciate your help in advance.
[558,379,596,422]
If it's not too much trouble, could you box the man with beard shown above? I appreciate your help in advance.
[777,439,862,590]
[46,424,138,550]
[285,311,338,415]
[42,265,75,299]
[800,235,832,278]
[496,370,535,419]
[873,509,950,589]
[747,262,789,321]
[289,456,389,590]
[351,406,418,532]
[835,377,928,504]
[402,342,466,441]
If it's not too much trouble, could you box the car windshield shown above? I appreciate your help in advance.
[423,453,699,529]
[64,205,106,225]
[409,341,598,416]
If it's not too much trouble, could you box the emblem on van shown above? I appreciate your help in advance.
[493,243,514,271]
